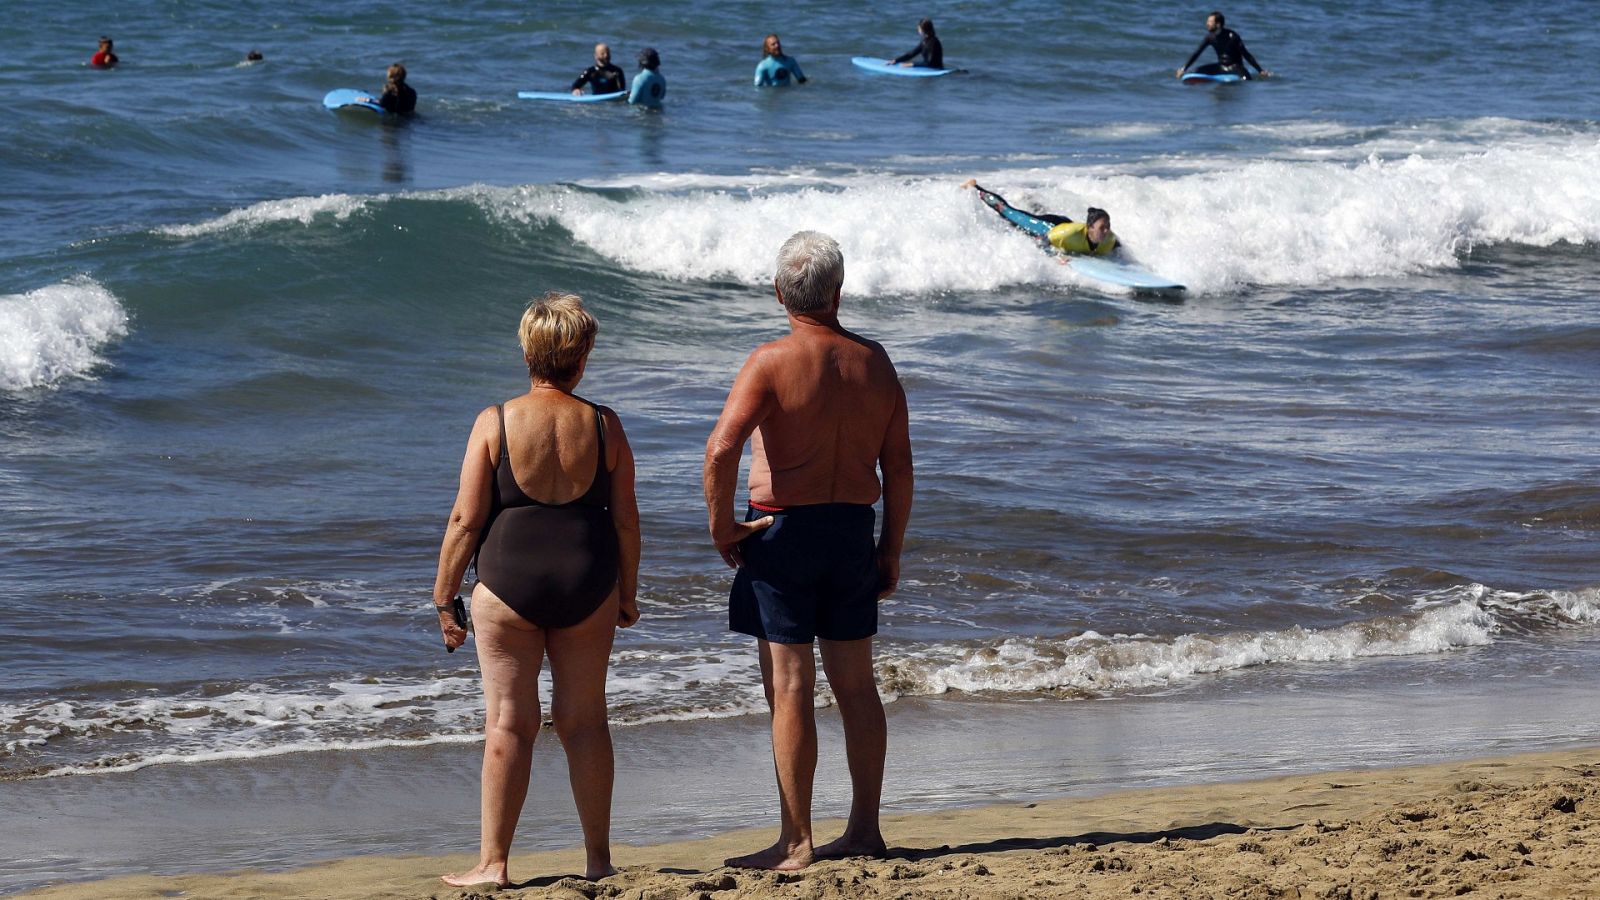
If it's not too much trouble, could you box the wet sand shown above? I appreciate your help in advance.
[16,746,1598,899]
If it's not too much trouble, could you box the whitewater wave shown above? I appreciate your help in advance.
[6,584,1595,779]
[0,277,128,392]
[151,132,1600,294]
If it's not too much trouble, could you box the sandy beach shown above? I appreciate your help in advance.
[16,746,1597,899]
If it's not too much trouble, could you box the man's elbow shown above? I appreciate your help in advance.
[704,435,743,469]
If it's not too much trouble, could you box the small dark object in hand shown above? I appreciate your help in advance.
[443,595,467,652]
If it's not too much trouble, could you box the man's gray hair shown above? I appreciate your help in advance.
[775,231,844,314]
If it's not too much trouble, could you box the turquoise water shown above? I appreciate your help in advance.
[3,0,1599,829]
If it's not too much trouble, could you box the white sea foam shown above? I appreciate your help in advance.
[469,134,1600,295]
[0,277,128,392]
[883,601,1497,698]
[6,582,1597,778]
[156,192,374,238]
[149,128,1600,295]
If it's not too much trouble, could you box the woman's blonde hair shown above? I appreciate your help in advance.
[519,292,598,383]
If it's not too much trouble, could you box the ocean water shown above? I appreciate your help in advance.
[3,0,1599,827]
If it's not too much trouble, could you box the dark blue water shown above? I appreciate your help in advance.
[3,0,1599,788]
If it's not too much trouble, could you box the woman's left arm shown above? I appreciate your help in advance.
[603,407,641,628]
[431,407,497,649]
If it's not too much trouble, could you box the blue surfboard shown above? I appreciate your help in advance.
[323,88,384,113]
[1066,256,1185,294]
[851,56,953,77]
[517,90,628,103]
[1180,71,1245,85]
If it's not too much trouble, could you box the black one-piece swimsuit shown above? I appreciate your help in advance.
[475,403,619,628]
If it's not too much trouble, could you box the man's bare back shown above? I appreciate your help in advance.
[743,324,901,507]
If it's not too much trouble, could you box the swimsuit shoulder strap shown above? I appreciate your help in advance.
[495,403,509,468]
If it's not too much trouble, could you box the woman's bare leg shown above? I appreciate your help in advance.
[546,589,621,880]
[442,587,546,888]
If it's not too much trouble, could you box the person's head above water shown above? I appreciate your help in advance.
[637,47,660,70]
[1085,208,1112,243]
[594,43,611,66]
[98,36,113,51]
[246,49,263,61]
[519,291,598,384]
[774,231,845,316]
[763,33,783,57]
[918,17,936,37]
[387,62,407,85]
[1207,11,1225,32]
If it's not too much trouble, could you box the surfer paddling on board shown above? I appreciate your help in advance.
[888,17,943,69]
[572,43,626,96]
[1176,11,1271,80]
[377,63,417,114]
[961,180,1118,257]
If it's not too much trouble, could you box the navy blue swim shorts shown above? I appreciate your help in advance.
[729,503,879,644]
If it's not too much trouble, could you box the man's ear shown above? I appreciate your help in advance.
[774,278,785,307]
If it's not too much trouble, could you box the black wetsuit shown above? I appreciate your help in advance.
[1182,27,1263,78]
[378,82,417,114]
[475,403,619,629]
[571,63,626,94]
[893,35,943,69]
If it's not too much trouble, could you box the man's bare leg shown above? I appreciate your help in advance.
[442,589,545,887]
[546,591,621,880]
[814,636,887,858]
[725,639,817,871]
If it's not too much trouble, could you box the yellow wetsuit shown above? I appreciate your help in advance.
[1047,222,1117,256]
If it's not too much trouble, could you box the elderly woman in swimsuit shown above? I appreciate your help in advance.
[430,292,641,887]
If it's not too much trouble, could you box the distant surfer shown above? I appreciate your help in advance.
[628,48,665,109]
[1176,11,1271,80]
[245,49,264,63]
[888,17,943,69]
[90,36,118,69]
[571,43,626,96]
[961,179,1118,257]
[378,63,417,114]
[754,33,807,87]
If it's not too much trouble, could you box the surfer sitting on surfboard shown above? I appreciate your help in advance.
[378,63,417,114]
[888,17,943,68]
[754,33,807,87]
[1176,11,1271,80]
[961,179,1118,257]
[572,43,626,96]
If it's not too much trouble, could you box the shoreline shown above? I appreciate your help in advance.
[16,745,1600,898]
[7,671,1600,896]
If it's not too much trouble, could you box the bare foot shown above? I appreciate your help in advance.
[959,178,976,189]
[584,863,617,880]
[440,864,509,888]
[724,839,814,871]
[814,833,887,860]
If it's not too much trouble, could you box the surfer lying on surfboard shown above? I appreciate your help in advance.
[961,179,1118,257]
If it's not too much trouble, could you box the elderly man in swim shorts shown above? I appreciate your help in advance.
[704,230,914,871]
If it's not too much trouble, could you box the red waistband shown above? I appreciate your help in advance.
[748,500,784,512]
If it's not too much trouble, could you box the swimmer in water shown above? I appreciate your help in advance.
[378,62,417,114]
[961,179,1118,256]
[628,47,665,109]
[754,33,807,87]
[91,36,118,68]
[571,43,626,96]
